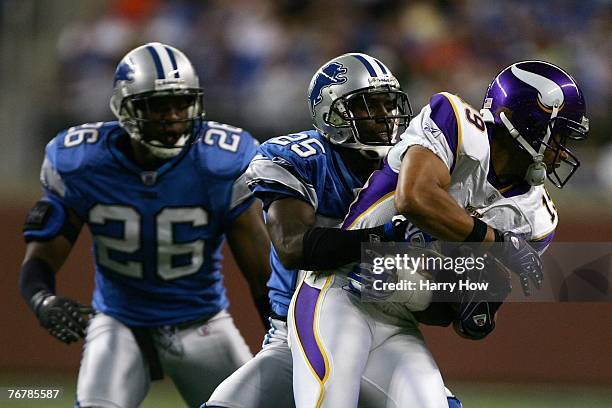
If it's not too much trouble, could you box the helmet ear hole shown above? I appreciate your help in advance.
[326,109,347,127]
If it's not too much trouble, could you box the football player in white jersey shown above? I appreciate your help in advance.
[206,54,461,407]
[288,61,589,407]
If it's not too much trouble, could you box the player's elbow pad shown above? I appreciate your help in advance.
[23,198,80,244]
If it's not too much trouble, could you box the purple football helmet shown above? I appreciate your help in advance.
[481,61,589,188]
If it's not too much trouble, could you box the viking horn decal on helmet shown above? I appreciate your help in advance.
[511,64,564,109]
[483,60,589,188]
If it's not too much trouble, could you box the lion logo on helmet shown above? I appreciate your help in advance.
[309,62,348,116]
[113,60,135,87]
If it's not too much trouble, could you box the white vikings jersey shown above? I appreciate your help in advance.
[344,92,557,252]
[287,92,570,408]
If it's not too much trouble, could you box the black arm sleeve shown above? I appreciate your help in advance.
[19,258,56,310]
[300,225,387,270]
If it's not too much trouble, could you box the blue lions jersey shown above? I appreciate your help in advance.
[246,131,365,316]
[30,121,258,327]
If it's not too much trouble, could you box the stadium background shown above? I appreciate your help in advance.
[0,0,610,406]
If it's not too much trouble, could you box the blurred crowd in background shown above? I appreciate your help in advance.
[1,0,610,196]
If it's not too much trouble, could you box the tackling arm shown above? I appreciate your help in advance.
[266,197,397,271]
[266,197,316,270]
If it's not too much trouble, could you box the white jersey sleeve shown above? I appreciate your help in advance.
[475,185,557,254]
[388,92,489,175]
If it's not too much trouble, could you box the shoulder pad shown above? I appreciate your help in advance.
[41,122,119,196]
[427,93,461,157]
[388,96,461,173]
[246,130,329,208]
[431,92,489,164]
[45,121,120,175]
[258,130,328,167]
[194,121,259,178]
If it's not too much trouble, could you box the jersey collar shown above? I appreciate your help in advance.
[107,129,191,185]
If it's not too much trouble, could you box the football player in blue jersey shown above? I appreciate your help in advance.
[206,53,461,408]
[18,42,271,408]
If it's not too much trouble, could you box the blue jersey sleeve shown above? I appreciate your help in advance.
[23,194,70,242]
[40,122,114,214]
[197,121,259,223]
[30,122,115,240]
[40,136,71,201]
[245,131,328,210]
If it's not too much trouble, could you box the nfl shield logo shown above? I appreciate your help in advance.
[141,171,158,186]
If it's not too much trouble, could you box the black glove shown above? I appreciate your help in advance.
[31,291,93,344]
[437,244,511,339]
[490,231,543,296]
[453,301,503,340]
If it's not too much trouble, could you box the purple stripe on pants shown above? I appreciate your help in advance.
[295,282,326,381]
[342,161,398,229]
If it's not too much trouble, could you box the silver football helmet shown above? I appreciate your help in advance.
[308,53,412,159]
[110,42,204,159]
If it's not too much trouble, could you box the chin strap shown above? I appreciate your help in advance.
[498,104,559,186]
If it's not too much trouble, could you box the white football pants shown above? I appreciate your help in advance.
[288,273,448,408]
[77,310,252,408]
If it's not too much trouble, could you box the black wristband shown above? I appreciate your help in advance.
[493,228,504,242]
[30,290,53,315]
[464,217,488,242]
[19,258,56,310]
